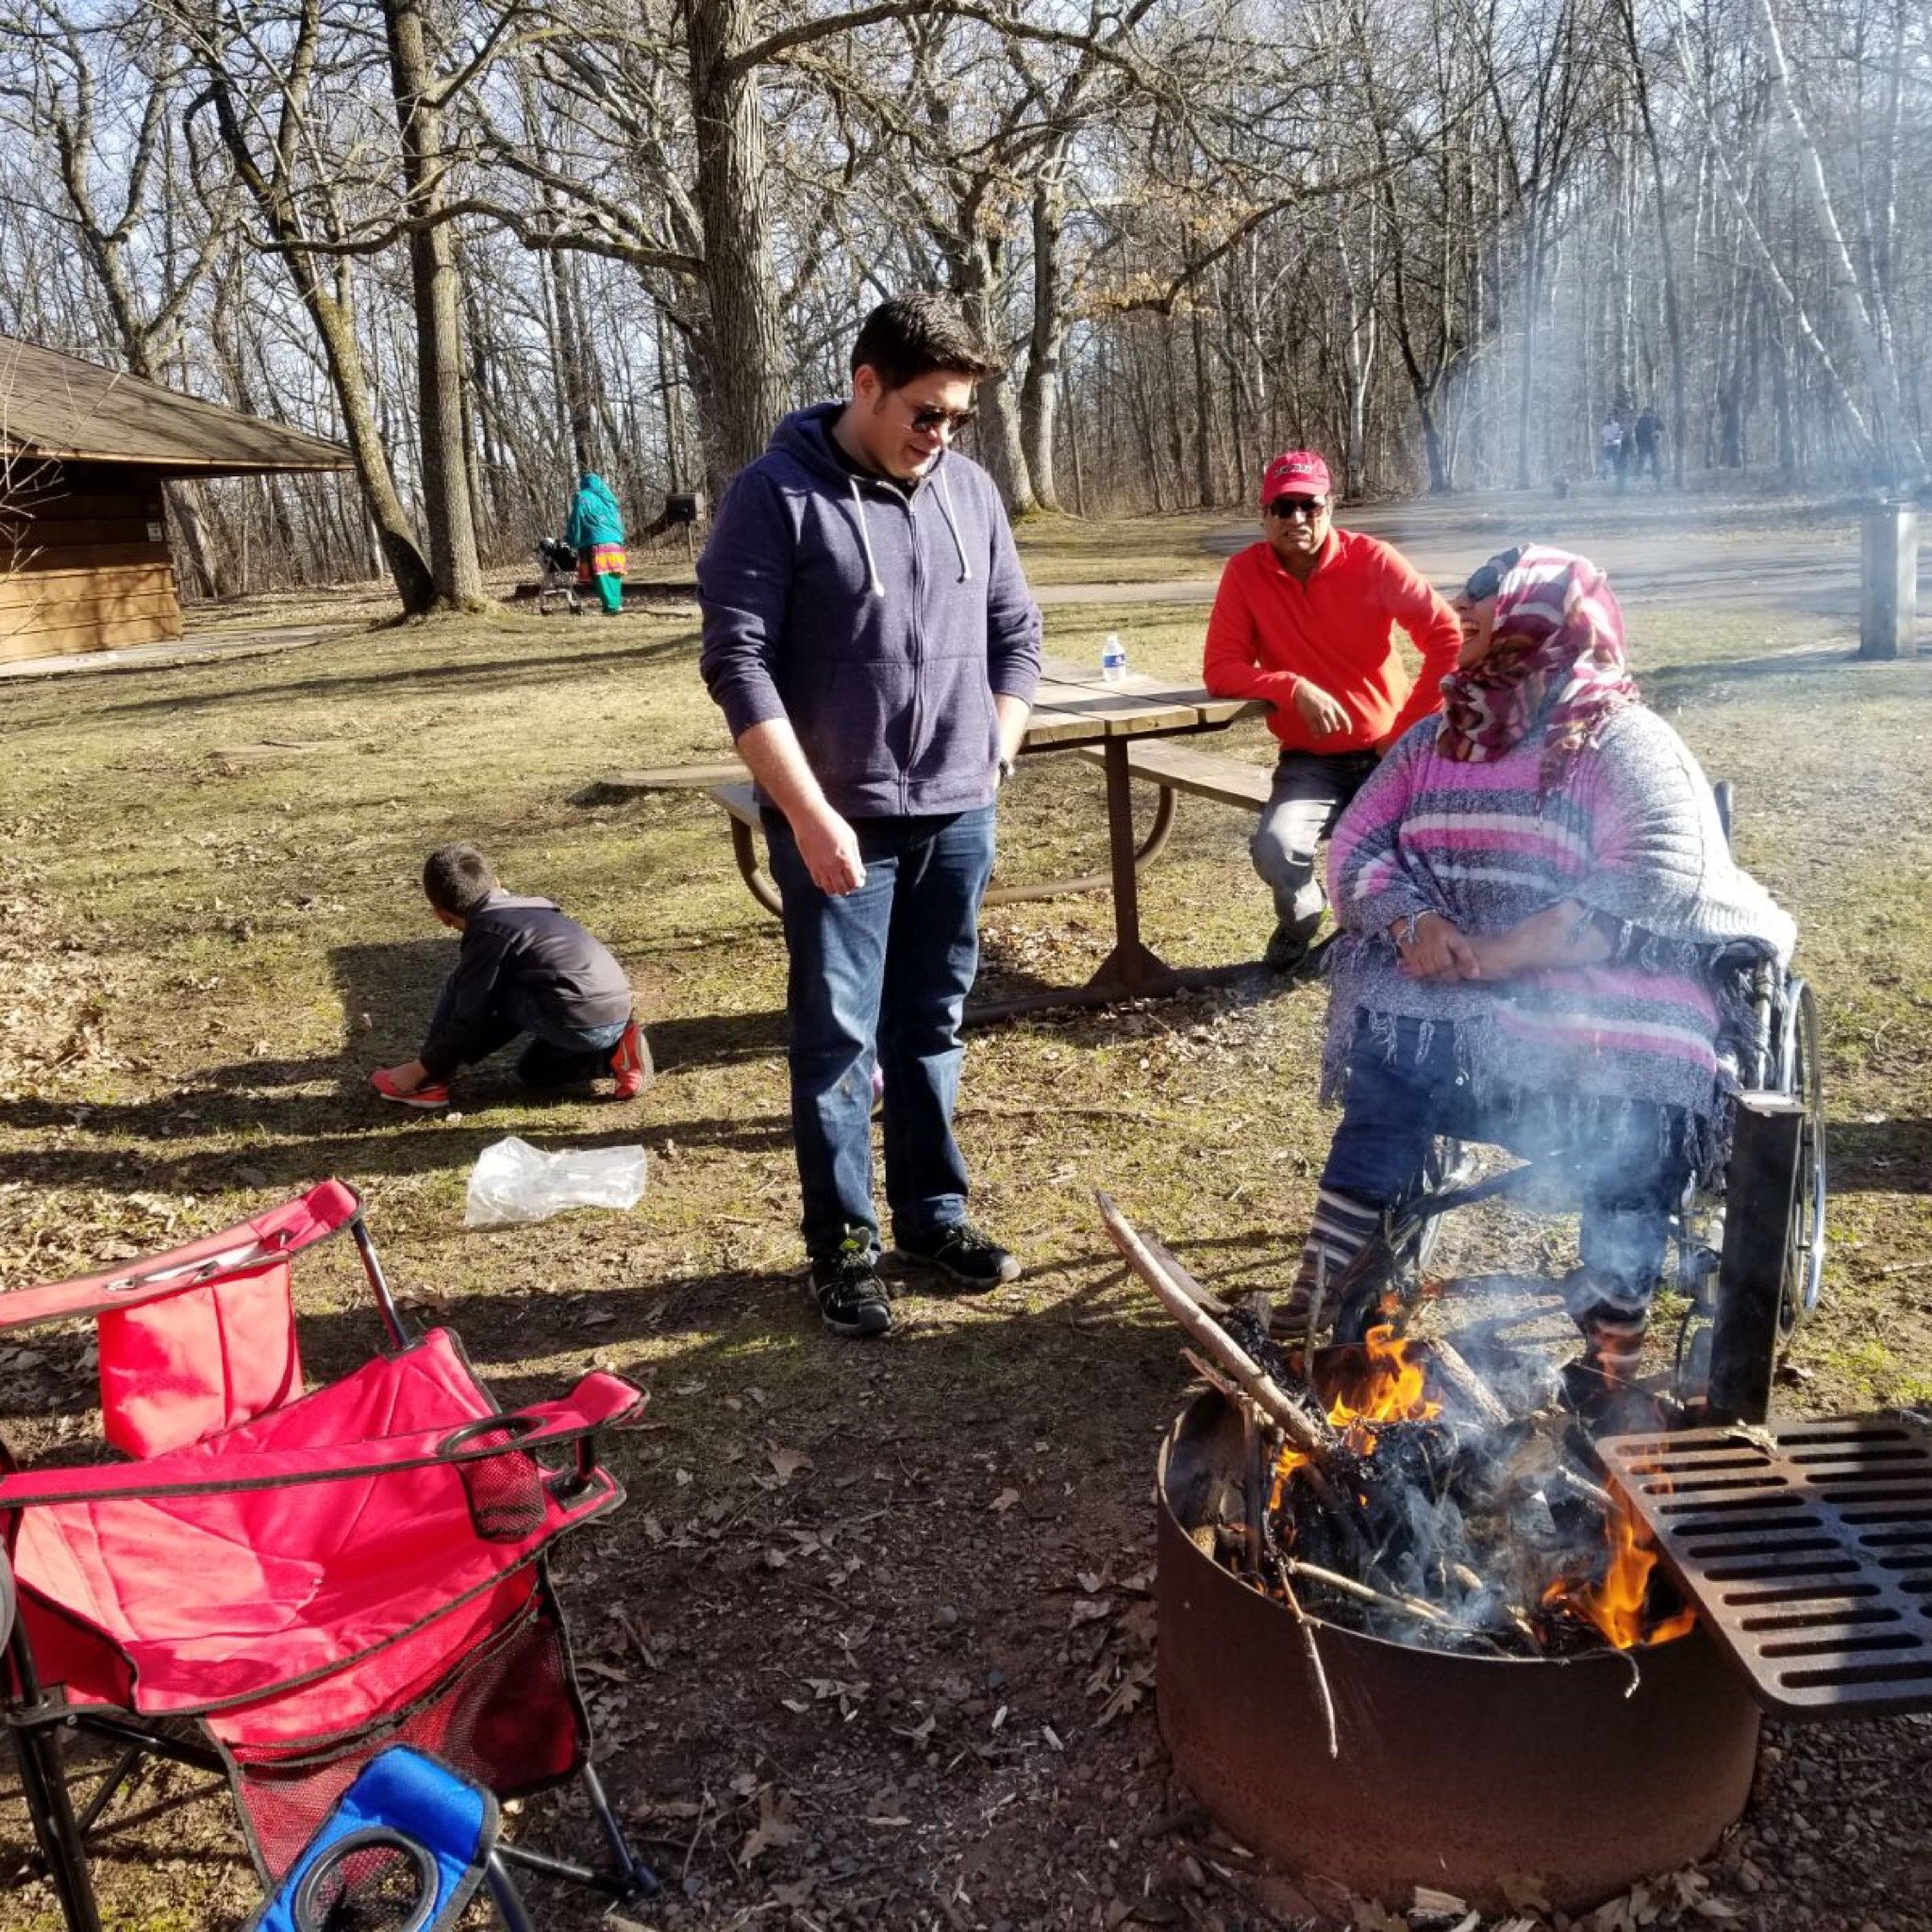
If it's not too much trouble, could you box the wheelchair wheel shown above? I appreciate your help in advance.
[1780,979,1826,1333]
[1412,1136,1471,1276]
[1328,1139,1469,1342]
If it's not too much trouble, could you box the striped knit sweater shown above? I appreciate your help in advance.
[1321,706,1795,1172]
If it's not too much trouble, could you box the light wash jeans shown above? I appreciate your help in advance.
[1251,749,1378,941]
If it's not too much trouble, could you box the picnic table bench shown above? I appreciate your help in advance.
[584,657,1274,1014]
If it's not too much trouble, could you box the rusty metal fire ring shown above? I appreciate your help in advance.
[1157,1391,1762,1914]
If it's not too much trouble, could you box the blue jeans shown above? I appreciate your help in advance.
[427,976,628,1086]
[1324,1017,1690,1308]
[764,807,996,1257]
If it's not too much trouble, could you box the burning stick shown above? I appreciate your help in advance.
[1284,1558,1455,1629]
[1549,1464,1617,1515]
[1426,1339,1511,1430]
[1097,1192,1334,1463]
[1279,1569,1341,1760]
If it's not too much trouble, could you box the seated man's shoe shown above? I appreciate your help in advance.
[809,1233,894,1339]
[371,1068,450,1109]
[891,1221,1021,1291]
[608,1021,653,1101]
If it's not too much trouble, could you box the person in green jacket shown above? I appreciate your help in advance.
[565,473,626,615]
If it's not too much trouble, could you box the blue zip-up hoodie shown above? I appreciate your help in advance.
[697,404,1043,820]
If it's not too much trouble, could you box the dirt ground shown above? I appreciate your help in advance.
[2,495,1929,1931]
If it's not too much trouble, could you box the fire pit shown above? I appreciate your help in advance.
[1158,1389,1763,1911]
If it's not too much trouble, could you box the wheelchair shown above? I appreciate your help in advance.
[1322,781,1825,1419]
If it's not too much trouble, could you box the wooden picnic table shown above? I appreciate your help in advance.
[984,655,1268,1018]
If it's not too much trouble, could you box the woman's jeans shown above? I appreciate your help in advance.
[764,806,995,1258]
[1305,1016,1691,1327]
[426,977,628,1086]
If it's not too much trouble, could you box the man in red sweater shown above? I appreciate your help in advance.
[1203,451,1460,971]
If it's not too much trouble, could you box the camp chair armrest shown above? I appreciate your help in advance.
[0,1179,365,1336]
[0,1372,644,1512]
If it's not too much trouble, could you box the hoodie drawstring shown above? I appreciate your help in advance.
[848,476,886,598]
[934,470,973,584]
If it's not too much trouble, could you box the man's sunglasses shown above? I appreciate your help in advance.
[1459,546,1524,604]
[1265,495,1327,520]
[908,401,977,435]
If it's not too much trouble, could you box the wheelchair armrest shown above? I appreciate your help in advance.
[0,1373,644,1513]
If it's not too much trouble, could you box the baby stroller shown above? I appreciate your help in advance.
[533,539,582,617]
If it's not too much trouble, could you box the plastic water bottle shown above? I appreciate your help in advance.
[1101,632,1128,684]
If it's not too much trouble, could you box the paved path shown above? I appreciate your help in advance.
[0,622,358,682]
[1044,491,1926,634]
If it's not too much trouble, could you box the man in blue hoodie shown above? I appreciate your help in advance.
[699,294,1043,1339]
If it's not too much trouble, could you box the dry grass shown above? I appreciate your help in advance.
[2,508,1929,1929]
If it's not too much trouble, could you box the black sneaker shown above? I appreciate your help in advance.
[808,1233,893,1339]
[892,1221,1022,1291]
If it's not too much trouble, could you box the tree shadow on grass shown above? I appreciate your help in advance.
[1642,644,1881,708]
[1825,1117,1932,1195]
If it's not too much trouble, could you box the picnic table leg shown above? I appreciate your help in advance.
[1083,738,1175,994]
[728,815,785,917]
[985,781,1175,906]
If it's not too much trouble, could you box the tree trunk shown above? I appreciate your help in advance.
[1018,165,1068,513]
[382,0,485,608]
[1754,0,1923,479]
[197,10,434,610]
[1617,0,1689,488]
[687,0,791,487]
[1190,296,1215,507]
[947,235,1036,516]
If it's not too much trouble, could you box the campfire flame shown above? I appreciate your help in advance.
[1543,1499,1696,1650]
[1326,1324,1442,1445]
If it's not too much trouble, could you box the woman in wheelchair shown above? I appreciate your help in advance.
[1297,545,1795,1373]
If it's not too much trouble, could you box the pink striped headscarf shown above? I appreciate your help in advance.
[1436,546,1639,790]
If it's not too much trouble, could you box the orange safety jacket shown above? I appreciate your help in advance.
[1202,529,1461,756]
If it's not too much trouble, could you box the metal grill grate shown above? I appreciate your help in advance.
[1598,1415,1932,1719]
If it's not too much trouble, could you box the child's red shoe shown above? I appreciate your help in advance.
[370,1068,451,1109]
[608,1022,652,1102]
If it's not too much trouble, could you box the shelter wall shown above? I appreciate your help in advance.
[1,466,181,662]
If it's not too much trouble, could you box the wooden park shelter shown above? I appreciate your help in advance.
[0,337,352,663]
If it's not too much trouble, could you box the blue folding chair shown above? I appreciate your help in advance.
[247,1747,534,1932]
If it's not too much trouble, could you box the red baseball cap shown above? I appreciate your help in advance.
[1260,450,1332,505]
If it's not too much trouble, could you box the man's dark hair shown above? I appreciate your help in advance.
[850,293,996,391]
[423,842,496,917]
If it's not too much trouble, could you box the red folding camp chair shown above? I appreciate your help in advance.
[0,1179,656,1930]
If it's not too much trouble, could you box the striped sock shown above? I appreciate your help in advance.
[1292,1186,1385,1303]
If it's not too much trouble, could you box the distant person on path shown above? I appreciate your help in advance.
[1598,414,1624,486]
[1201,449,1461,974]
[698,292,1042,1340]
[1632,408,1662,486]
[371,843,650,1109]
[566,472,626,615]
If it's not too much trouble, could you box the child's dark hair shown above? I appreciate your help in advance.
[850,293,996,391]
[423,842,496,917]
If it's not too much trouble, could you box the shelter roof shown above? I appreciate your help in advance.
[0,336,352,475]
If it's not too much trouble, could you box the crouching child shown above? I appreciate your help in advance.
[371,842,651,1109]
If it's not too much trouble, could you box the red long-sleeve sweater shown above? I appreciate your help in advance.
[1202,529,1461,755]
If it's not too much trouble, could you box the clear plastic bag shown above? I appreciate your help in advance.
[463,1136,648,1229]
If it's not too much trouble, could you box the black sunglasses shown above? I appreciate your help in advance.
[1265,495,1327,520]
[908,401,977,435]
[1460,547,1524,603]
